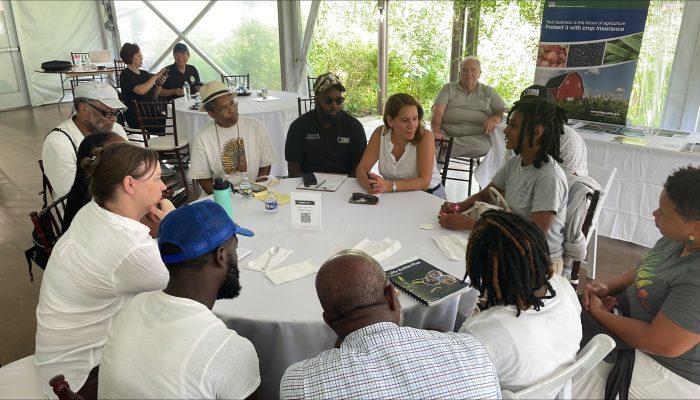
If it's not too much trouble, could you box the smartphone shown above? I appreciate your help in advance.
[302,173,317,187]
[250,182,267,193]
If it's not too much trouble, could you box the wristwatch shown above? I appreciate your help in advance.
[391,181,397,193]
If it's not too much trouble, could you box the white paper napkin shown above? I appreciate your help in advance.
[265,259,321,285]
[433,233,469,261]
[352,237,401,263]
[246,247,294,272]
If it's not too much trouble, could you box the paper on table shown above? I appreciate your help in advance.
[265,259,320,285]
[246,247,293,272]
[352,237,401,263]
[433,233,468,261]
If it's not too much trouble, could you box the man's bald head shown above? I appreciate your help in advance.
[316,250,388,324]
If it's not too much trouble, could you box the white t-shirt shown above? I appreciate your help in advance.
[560,125,588,176]
[460,274,582,396]
[34,201,169,395]
[378,128,442,190]
[190,116,277,186]
[99,291,260,399]
[41,117,127,198]
[492,155,568,256]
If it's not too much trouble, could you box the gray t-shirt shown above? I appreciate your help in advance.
[624,236,700,384]
[434,82,505,158]
[492,155,567,256]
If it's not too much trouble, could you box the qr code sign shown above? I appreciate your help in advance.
[300,212,311,223]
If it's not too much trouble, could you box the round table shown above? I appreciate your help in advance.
[174,90,300,177]
[211,178,476,398]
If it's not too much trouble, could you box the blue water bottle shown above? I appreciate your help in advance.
[213,178,234,219]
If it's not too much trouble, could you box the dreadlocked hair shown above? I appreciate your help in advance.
[508,98,566,168]
[464,210,556,317]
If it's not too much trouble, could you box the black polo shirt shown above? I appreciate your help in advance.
[162,63,201,101]
[285,109,367,175]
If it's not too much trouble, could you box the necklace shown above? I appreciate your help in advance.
[215,123,245,175]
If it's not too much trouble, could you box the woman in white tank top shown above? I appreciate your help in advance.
[356,93,445,198]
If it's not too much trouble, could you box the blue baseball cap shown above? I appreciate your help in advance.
[173,43,189,54]
[158,200,253,264]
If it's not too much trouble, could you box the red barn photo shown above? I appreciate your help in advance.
[545,72,584,101]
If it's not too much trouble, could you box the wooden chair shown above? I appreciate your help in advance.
[25,194,69,281]
[307,75,317,98]
[297,96,315,117]
[570,168,617,284]
[133,100,190,197]
[49,374,85,400]
[113,59,126,90]
[221,73,250,89]
[444,155,481,195]
[434,137,454,187]
[38,159,54,208]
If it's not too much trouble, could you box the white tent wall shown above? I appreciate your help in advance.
[13,0,107,106]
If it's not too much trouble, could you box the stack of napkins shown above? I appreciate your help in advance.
[433,234,468,260]
[352,237,401,263]
[265,259,320,285]
[246,248,293,272]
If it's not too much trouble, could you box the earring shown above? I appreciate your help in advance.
[688,235,695,245]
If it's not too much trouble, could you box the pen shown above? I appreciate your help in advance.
[315,180,326,189]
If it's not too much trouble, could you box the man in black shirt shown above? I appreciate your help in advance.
[161,43,202,102]
[285,73,366,177]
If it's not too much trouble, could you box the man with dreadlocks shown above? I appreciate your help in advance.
[459,211,582,395]
[439,97,568,274]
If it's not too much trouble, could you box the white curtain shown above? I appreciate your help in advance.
[13,0,105,106]
[661,1,700,133]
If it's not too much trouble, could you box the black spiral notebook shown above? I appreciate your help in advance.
[386,258,469,307]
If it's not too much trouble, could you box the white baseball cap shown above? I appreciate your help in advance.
[74,81,127,110]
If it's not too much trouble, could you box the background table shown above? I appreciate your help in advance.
[475,123,700,248]
[212,178,475,398]
[174,91,300,177]
[36,65,118,111]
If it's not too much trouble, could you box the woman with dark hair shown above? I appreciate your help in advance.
[576,165,700,398]
[438,98,568,273]
[459,211,581,395]
[356,93,444,198]
[119,42,168,131]
[62,132,126,230]
[34,143,174,399]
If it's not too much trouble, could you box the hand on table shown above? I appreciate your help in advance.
[440,201,461,215]
[437,212,473,230]
[366,172,385,194]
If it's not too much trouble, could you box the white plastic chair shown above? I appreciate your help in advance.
[583,167,617,279]
[501,334,616,399]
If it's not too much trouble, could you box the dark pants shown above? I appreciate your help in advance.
[76,366,99,400]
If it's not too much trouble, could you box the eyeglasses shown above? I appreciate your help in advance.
[319,96,345,106]
[214,100,238,113]
[85,102,120,119]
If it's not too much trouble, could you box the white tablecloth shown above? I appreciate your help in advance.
[212,178,476,398]
[174,91,300,177]
[474,123,700,248]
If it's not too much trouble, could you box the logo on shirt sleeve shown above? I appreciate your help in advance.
[337,137,350,144]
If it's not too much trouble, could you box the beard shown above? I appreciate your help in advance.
[216,249,242,300]
[316,107,339,124]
